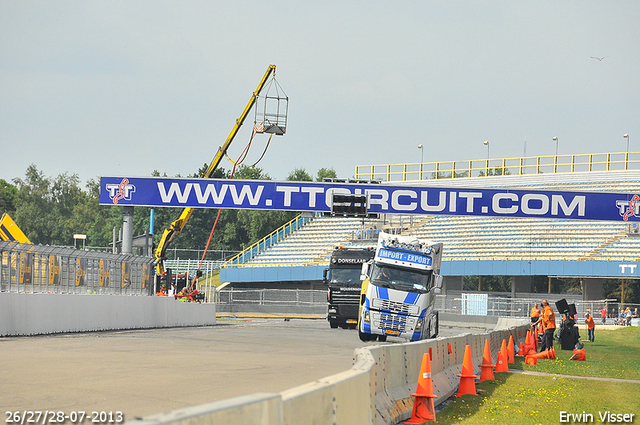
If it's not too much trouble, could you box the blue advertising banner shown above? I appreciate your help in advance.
[99,176,640,222]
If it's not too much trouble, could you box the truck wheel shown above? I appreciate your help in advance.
[330,321,339,329]
[358,329,370,342]
[359,329,377,342]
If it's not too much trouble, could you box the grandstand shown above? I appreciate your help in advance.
[220,152,640,298]
[245,216,378,266]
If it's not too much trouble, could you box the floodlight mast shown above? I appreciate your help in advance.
[154,65,277,276]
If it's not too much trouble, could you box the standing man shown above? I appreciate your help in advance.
[532,299,556,351]
[530,303,541,324]
[585,312,595,342]
[599,306,607,325]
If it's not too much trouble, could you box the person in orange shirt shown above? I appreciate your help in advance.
[585,312,595,342]
[530,303,541,324]
[156,284,168,297]
[532,299,556,351]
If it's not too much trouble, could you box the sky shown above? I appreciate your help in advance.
[1,1,639,186]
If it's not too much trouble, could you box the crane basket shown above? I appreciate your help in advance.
[254,75,288,135]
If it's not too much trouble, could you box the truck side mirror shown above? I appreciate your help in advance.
[322,268,328,284]
[360,261,371,281]
[433,274,443,293]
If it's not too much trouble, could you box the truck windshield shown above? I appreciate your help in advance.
[370,263,432,293]
[329,268,362,285]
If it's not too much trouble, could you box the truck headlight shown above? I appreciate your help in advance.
[415,318,424,330]
[328,308,337,313]
[364,311,370,322]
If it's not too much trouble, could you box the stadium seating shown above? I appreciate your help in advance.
[227,169,640,267]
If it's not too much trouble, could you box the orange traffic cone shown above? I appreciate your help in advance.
[523,331,534,356]
[517,342,524,356]
[527,349,551,361]
[569,349,586,361]
[525,355,537,365]
[548,347,556,360]
[507,335,515,364]
[456,345,478,397]
[494,339,509,372]
[405,353,438,423]
[479,339,495,382]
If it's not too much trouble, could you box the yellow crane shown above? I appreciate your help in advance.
[154,65,279,276]
[0,213,31,244]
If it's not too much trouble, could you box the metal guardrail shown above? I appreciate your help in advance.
[355,151,640,182]
[215,288,326,305]
[0,241,154,295]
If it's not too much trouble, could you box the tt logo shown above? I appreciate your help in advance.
[106,178,136,204]
[616,196,640,221]
[619,264,637,274]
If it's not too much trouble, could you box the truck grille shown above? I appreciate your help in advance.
[330,291,360,305]
[372,298,419,315]
[379,313,407,332]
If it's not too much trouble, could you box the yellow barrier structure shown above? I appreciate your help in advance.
[355,151,640,182]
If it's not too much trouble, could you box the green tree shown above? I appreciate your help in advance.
[316,167,337,181]
[0,179,18,215]
[67,178,121,247]
[12,165,54,244]
[286,167,312,182]
[12,165,86,245]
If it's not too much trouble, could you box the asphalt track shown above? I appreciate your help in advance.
[1,317,476,420]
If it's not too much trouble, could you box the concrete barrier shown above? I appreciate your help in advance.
[0,293,216,336]
[128,316,529,425]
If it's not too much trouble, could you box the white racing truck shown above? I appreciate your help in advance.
[358,231,443,342]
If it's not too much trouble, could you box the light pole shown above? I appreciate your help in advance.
[624,134,629,170]
[483,140,490,176]
[552,136,559,173]
[417,144,424,180]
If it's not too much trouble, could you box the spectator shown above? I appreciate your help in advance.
[530,303,541,324]
[599,307,607,325]
[623,307,632,326]
[531,299,556,351]
[585,312,595,342]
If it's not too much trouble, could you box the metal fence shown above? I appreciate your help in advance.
[0,241,154,296]
[213,288,326,306]
[207,287,640,324]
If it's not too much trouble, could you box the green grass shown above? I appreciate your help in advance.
[430,327,640,424]
[434,373,639,424]
[510,327,640,380]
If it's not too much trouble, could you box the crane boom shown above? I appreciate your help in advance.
[154,65,277,275]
